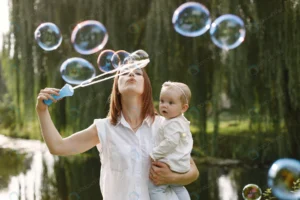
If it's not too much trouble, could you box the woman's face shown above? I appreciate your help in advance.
[117,68,144,96]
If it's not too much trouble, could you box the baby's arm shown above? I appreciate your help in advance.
[150,121,183,161]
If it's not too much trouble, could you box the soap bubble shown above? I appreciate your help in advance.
[130,49,149,61]
[172,2,211,37]
[210,14,246,50]
[71,20,108,55]
[129,191,139,200]
[34,22,62,51]
[111,50,130,68]
[60,57,96,85]
[268,158,300,200]
[242,184,262,200]
[97,50,115,72]
[9,192,19,200]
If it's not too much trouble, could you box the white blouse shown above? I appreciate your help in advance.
[94,114,179,200]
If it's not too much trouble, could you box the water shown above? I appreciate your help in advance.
[0,135,269,200]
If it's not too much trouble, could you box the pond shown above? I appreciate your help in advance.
[0,135,269,200]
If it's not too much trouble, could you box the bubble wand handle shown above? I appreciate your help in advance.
[43,84,74,106]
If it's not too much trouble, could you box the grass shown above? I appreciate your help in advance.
[190,114,285,136]
[1,116,286,140]
[190,119,250,135]
[0,120,42,140]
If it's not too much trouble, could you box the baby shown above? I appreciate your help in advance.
[149,81,193,200]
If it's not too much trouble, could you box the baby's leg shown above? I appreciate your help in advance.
[148,180,169,200]
[170,185,191,200]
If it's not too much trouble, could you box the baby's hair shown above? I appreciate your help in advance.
[162,81,191,104]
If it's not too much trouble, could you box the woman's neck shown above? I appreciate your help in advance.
[121,96,143,125]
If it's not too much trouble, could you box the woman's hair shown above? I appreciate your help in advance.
[162,81,191,104]
[107,68,156,125]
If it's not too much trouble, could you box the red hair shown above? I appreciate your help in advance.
[107,68,156,125]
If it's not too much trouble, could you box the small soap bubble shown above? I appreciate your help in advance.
[130,49,149,61]
[9,192,19,200]
[34,22,62,51]
[172,2,211,37]
[242,184,262,200]
[97,49,116,72]
[60,57,96,85]
[210,14,246,50]
[129,191,139,200]
[68,192,80,200]
[111,50,130,68]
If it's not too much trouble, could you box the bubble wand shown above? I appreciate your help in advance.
[43,58,150,106]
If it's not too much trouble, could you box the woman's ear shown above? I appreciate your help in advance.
[182,104,189,113]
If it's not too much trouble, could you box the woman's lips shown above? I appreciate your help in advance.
[126,78,136,83]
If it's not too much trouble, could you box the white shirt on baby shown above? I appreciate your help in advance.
[150,114,193,173]
[94,114,180,200]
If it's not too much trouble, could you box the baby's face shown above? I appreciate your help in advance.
[159,88,183,119]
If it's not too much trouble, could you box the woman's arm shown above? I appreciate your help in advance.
[36,88,100,156]
[149,158,199,186]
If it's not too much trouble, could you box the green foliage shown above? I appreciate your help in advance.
[262,179,300,200]
[0,148,28,188]
[293,179,300,191]
[0,94,16,129]
[0,0,299,159]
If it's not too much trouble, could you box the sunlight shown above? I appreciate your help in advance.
[0,0,10,49]
[218,174,238,200]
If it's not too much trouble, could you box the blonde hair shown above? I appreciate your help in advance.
[161,81,191,105]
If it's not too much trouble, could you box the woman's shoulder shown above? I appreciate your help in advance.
[152,115,165,125]
[93,117,110,126]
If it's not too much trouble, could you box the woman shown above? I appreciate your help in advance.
[36,67,199,200]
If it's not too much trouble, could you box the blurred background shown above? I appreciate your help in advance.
[0,0,299,199]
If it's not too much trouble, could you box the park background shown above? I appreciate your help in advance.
[0,0,299,199]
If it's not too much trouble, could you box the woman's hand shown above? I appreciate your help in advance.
[149,161,174,185]
[149,158,199,186]
[36,88,60,112]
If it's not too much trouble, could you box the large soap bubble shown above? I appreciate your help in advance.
[268,158,300,200]
[71,20,108,55]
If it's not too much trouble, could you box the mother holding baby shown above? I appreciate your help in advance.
[36,67,199,200]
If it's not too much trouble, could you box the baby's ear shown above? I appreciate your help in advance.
[182,104,189,113]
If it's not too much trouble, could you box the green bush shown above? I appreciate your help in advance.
[263,179,300,199]
[0,94,16,129]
